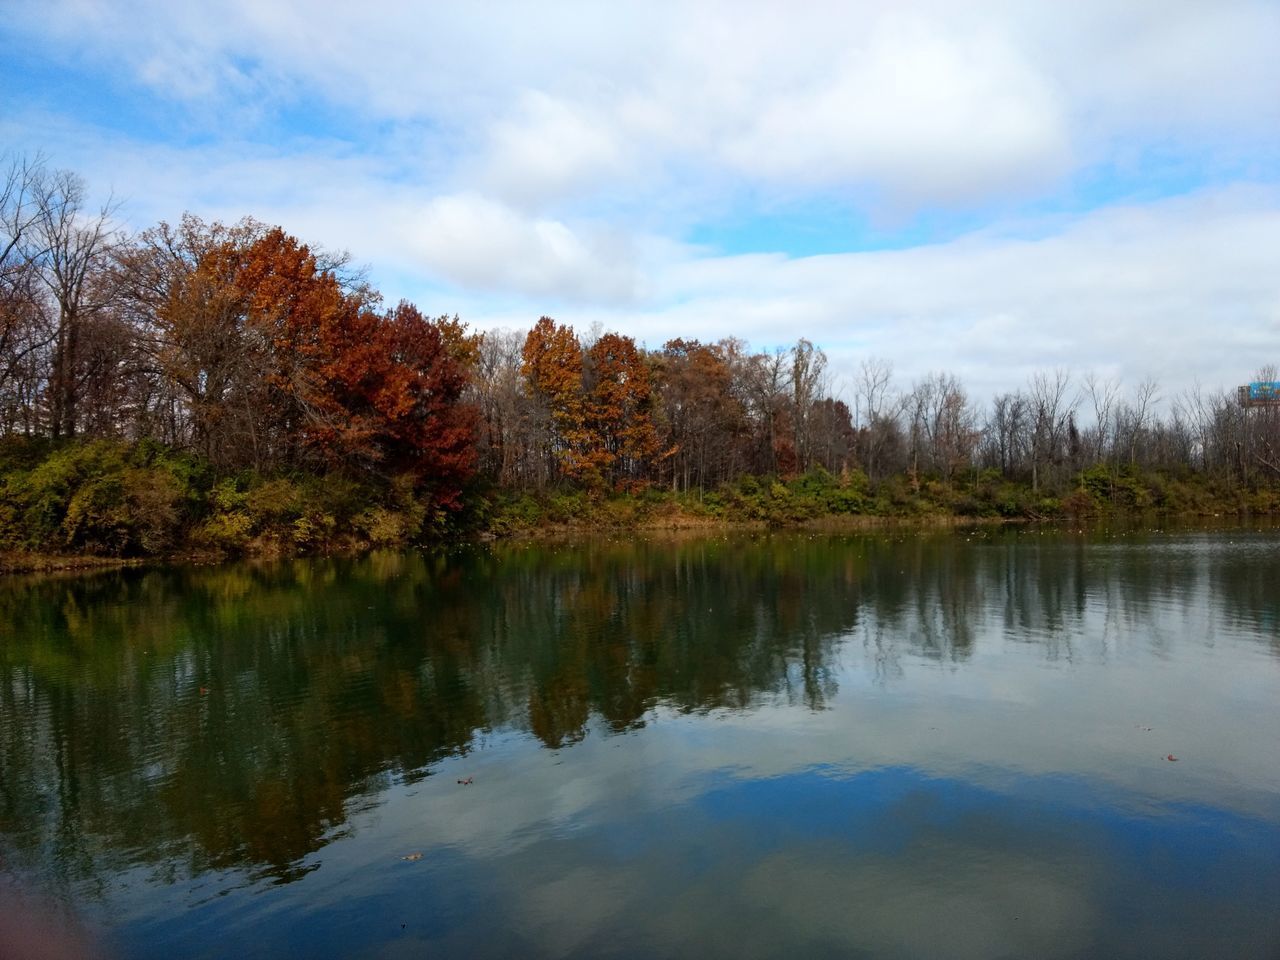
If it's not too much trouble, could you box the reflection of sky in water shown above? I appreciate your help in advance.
[103,684,1280,956]
[1,527,1278,959]
[119,756,1280,960]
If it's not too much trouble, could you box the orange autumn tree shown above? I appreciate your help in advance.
[586,332,659,489]
[121,219,477,512]
[521,316,589,483]
[233,227,376,466]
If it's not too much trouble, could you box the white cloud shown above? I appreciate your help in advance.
[453,186,1280,403]
[6,0,1278,401]
[720,13,1071,203]
[409,194,640,303]
[1012,0,1280,144]
[11,0,1278,211]
[480,92,628,209]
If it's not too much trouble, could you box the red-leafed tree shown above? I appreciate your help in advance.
[117,219,477,512]
[374,302,477,510]
[234,234,477,509]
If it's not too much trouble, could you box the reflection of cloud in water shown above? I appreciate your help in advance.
[369,766,1279,960]
[0,527,1278,958]
[516,866,630,956]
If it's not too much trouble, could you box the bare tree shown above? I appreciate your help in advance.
[1118,375,1160,467]
[903,374,934,485]
[471,327,542,486]
[983,391,1026,476]
[1082,372,1120,465]
[1174,380,1212,472]
[902,372,978,482]
[30,168,122,437]
[1251,363,1280,478]
[738,345,794,474]
[929,373,978,481]
[0,154,57,430]
[0,153,46,292]
[791,338,827,470]
[854,357,892,429]
[1027,369,1077,493]
[854,357,898,481]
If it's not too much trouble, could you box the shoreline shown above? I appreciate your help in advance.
[4,509,1273,576]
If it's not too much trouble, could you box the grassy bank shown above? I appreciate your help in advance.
[479,465,1279,534]
[1,438,1276,571]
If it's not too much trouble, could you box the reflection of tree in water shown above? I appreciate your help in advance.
[453,536,866,743]
[0,539,862,889]
[854,534,980,666]
[978,528,1280,662]
[0,528,1275,890]
[1208,537,1280,654]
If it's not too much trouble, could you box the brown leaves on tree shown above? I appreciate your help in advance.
[520,321,661,491]
[585,332,658,490]
[115,217,478,515]
[654,339,746,492]
[521,316,589,481]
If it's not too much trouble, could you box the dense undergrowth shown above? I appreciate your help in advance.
[482,462,1279,533]
[1,437,1275,569]
[0,437,458,564]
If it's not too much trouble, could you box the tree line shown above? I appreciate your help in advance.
[1,155,1277,552]
[2,157,475,511]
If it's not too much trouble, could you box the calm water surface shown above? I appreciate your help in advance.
[1,526,1278,959]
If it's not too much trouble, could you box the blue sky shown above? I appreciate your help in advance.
[4,0,1279,402]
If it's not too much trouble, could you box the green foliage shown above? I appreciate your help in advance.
[1113,469,1154,511]
[789,467,869,515]
[0,435,55,473]
[1037,496,1063,517]
[2,437,1278,561]
[1081,465,1113,503]
[196,509,254,550]
[992,483,1033,518]
[1248,487,1280,513]
[698,490,727,517]
[63,467,186,555]
[712,469,873,526]
[950,494,988,518]
[196,478,252,549]
[355,507,410,546]
[869,474,922,517]
[484,492,544,534]
[245,478,302,523]
[0,441,194,556]
[0,439,470,559]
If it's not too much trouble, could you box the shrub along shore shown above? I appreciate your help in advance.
[1,437,1275,573]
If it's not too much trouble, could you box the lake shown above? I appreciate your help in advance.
[1,526,1278,959]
